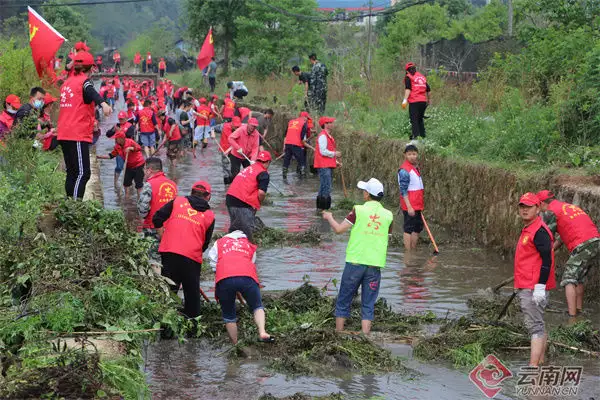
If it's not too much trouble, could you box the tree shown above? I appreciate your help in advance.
[42,0,94,46]
[235,0,323,75]
[186,0,247,75]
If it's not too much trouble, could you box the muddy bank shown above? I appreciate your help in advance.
[251,104,600,295]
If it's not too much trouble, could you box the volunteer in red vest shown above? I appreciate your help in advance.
[96,55,103,72]
[514,192,555,367]
[221,93,236,123]
[153,181,215,318]
[106,111,135,185]
[113,50,121,74]
[158,58,167,78]
[228,117,260,178]
[194,97,211,149]
[145,52,152,73]
[537,190,599,317]
[157,110,183,167]
[133,51,141,73]
[209,94,221,126]
[97,133,146,196]
[208,226,274,344]
[138,99,159,158]
[138,157,177,260]
[35,93,59,152]
[213,116,241,185]
[314,116,340,211]
[58,51,112,199]
[282,112,309,179]
[398,144,424,250]
[226,151,272,241]
[0,94,21,140]
[402,62,430,140]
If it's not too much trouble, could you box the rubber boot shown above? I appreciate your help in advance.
[316,196,323,210]
[299,166,306,177]
[282,167,288,180]
[325,196,332,210]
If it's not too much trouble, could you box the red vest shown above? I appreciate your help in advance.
[220,122,234,150]
[134,53,141,64]
[547,200,599,252]
[106,85,115,98]
[117,121,132,138]
[113,53,121,62]
[0,111,15,131]
[163,118,181,141]
[195,104,211,126]
[96,56,102,64]
[113,138,145,168]
[407,72,428,103]
[146,55,152,65]
[514,216,556,290]
[158,61,166,70]
[57,74,96,143]
[238,107,251,121]
[215,236,259,284]
[143,172,177,229]
[223,98,235,118]
[399,160,425,211]
[284,117,305,147]
[227,163,267,210]
[313,130,337,169]
[158,196,215,263]
[138,108,155,133]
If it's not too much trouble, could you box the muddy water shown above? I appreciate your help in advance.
[96,94,599,400]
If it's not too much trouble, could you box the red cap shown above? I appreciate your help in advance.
[300,111,310,118]
[5,94,21,109]
[192,180,211,194]
[248,118,259,127]
[114,131,126,140]
[257,151,272,162]
[167,80,172,83]
[318,116,335,127]
[225,93,231,98]
[405,62,416,70]
[199,97,207,103]
[536,190,555,202]
[232,116,242,127]
[519,192,540,206]
[118,111,127,119]
[43,93,58,104]
[74,41,90,51]
[73,51,95,66]
[212,94,218,99]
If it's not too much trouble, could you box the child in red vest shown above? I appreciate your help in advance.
[397,144,424,250]
[97,133,146,196]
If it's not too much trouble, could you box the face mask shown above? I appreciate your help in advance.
[33,100,44,109]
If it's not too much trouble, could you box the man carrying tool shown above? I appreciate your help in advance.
[398,144,424,250]
[228,117,260,178]
[213,116,241,184]
[97,132,146,196]
[514,192,555,367]
[153,181,215,319]
[225,151,272,242]
[314,116,340,211]
[194,97,211,149]
[282,112,309,179]
[322,178,393,334]
[537,190,599,317]
[138,157,177,263]
[157,110,182,167]
[208,226,274,344]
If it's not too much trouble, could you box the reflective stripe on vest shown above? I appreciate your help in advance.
[57,74,96,143]
[407,72,427,103]
[284,117,305,147]
[313,130,337,169]
[547,200,599,252]
[215,237,259,284]
[143,172,177,229]
[158,196,215,263]
[399,160,424,211]
[514,216,556,290]
[345,201,393,268]
[226,163,267,210]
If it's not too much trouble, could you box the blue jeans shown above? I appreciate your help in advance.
[318,168,333,197]
[335,262,381,321]
[216,276,263,323]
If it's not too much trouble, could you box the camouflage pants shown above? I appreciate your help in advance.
[308,88,327,115]
[143,229,161,264]
[561,238,600,287]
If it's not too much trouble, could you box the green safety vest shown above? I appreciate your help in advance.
[345,201,393,268]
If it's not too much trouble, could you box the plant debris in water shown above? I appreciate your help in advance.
[331,197,357,211]
[259,393,344,400]
[214,226,324,247]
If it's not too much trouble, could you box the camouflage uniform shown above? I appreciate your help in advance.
[138,182,161,263]
[309,61,328,115]
[542,211,599,286]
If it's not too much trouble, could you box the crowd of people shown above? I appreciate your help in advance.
[1,42,597,359]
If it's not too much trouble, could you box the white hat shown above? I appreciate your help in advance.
[357,178,384,197]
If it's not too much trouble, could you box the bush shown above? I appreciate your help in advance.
[0,40,40,101]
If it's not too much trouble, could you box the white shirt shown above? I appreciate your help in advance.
[208,230,257,272]
[318,134,335,158]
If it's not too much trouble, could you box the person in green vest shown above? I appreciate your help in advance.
[322,178,393,334]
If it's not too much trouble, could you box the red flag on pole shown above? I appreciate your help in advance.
[28,6,66,81]
[197,28,214,71]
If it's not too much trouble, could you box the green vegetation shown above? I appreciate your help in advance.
[259,394,344,400]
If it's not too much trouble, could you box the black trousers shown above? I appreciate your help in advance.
[209,77,216,92]
[409,102,427,139]
[161,252,202,318]
[283,144,306,169]
[229,154,250,178]
[60,140,91,199]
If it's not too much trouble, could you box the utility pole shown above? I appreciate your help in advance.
[366,0,372,78]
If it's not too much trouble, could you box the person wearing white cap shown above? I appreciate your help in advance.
[322,178,393,334]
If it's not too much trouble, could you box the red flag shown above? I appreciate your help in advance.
[197,28,214,71]
[28,6,66,81]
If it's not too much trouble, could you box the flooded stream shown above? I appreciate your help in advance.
[95,94,599,399]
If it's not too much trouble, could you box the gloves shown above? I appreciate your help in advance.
[250,160,256,165]
[402,98,408,109]
[237,148,244,154]
[532,284,547,306]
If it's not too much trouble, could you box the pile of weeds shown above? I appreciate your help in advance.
[252,226,324,247]
[331,197,357,211]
